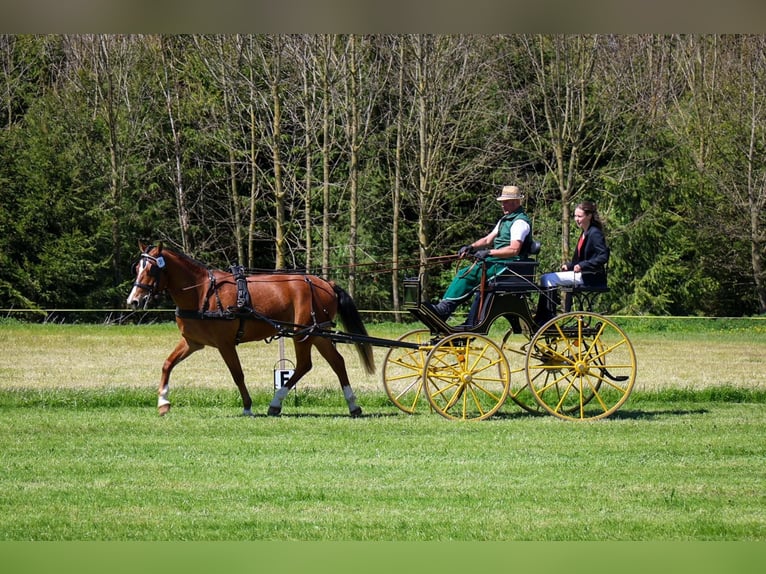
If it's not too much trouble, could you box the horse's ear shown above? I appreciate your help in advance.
[157,241,163,254]
[139,240,147,252]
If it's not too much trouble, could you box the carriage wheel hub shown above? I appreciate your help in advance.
[574,360,590,375]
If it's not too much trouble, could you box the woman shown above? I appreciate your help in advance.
[534,200,610,324]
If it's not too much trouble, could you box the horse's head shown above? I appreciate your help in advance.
[127,242,169,310]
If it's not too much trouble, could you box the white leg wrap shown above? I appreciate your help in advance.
[158,386,170,408]
[343,386,358,411]
[270,385,290,408]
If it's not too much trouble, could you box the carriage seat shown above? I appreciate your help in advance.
[560,264,609,312]
[562,283,610,294]
[560,265,610,294]
[460,243,541,329]
[486,239,541,294]
[487,260,539,293]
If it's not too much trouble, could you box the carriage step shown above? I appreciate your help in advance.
[407,305,451,334]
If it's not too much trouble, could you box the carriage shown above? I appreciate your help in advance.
[128,242,637,422]
[383,256,637,421]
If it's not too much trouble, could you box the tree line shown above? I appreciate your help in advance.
[1,34,764,317]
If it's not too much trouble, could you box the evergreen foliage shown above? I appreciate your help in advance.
[1,34,764,316]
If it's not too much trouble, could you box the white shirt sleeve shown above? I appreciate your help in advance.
[510,219,531,243]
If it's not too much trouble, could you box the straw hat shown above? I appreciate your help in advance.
[496,185,524,201]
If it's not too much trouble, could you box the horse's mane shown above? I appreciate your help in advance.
[172,249,217,272]
[159,245,316,279]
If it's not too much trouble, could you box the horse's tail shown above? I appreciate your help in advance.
[332,283,376,375]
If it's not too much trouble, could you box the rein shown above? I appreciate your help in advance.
[175,253,461,294]
[135,248,462,342]
[237,253,460,278]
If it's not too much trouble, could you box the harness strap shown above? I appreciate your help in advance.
[230,265,252,311]
[175,308,236,320]
[299,276,322,342]
[175,273,336,346]
[228,265,253,345]
[202,270,221,315]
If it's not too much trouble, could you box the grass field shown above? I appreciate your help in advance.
[2,316,765,396]
[1,317,765,541]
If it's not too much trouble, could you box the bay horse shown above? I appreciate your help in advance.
[126,242,375,417]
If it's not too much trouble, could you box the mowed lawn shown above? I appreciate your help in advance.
[2,318,765,395]
[0,318,765,541]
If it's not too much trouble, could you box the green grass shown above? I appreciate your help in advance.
[0,394,764,540]
[1,319,765,540]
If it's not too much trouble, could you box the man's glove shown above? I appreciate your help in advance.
[457,245,473,258]
[474,249,491,261]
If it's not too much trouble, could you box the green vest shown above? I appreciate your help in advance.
[443,208,533,302]
[491,208,532,261]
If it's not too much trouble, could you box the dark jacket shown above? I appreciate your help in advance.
[569,225,610,287]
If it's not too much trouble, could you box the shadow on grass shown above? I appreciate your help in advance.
[215,410,405,420]
[247,405,712,421]
[607,407,709,419]
[488,406,709,421]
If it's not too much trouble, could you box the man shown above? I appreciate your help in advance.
[425,185,533,322]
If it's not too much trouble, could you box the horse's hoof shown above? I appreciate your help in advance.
[350,406,363,418]
[267,406,282,417]
[158,404,171,416]
[242,409,254,417]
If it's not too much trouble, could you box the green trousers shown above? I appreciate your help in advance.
[442,260,510,302]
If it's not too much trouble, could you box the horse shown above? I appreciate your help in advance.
[126,241,375,417]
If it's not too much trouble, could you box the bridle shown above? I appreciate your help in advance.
[132,251,167,302]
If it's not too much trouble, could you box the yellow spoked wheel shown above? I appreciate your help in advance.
[500,321,545,415]
[423,333,510,421]
[382,329,432,414]
[525,312,637,421]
